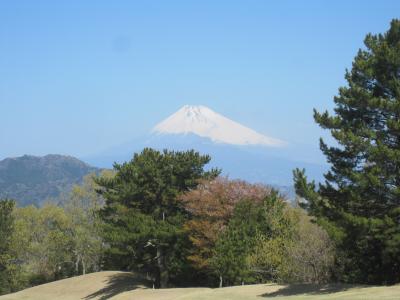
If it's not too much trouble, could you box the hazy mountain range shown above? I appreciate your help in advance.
[1,105,327,206]
[86,105,327,186]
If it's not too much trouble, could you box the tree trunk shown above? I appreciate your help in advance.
[82,256,86,275]
[157,246,168,288]
[310,262,318,284]
[75,255,80,274]
[219,275,223,288]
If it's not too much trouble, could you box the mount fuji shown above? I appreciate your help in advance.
[152,105,286,147]
[85,105,327,193]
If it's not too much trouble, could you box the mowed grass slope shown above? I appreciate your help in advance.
[1,271,400,300]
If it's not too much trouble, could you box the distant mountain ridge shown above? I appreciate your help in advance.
[85,105,327,188]
[1,106,326,206]
[0,154,99,206]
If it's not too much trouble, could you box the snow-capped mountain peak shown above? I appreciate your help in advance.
[152,105,286,147]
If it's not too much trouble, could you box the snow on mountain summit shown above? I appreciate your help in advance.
[152,105,286,147]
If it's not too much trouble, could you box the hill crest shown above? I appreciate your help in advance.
[0,154,98,206]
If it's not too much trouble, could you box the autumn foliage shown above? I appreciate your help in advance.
[179,177,271,273]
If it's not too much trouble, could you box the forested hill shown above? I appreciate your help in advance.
[0,154,99,206]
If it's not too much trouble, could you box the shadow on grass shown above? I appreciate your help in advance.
[84,272,150,300]
[260,284,359,298]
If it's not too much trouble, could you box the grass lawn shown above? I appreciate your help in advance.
[1,271,399,300]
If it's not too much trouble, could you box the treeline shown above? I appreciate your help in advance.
[0,171,112,294]
[0,148,334,293]
[96,149,334,288]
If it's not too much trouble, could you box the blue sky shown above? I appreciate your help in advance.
[1,1,399,162]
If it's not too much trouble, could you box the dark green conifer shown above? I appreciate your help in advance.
[294,20,400,284]
[96,148,219,288]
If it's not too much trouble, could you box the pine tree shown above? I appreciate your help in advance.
[96,148,219,288]
[294,20,400,284]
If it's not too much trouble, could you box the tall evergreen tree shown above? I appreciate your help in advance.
[96,148,219,288]
[294,20,400,284]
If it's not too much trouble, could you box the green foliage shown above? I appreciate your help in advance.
[179,177,270,284]
[285,212,335,283]
[63,171,111,275]
[210,191,300,286]
[12,205,75,283]
[0,172,109,295]
[0,199,17,294]
[249,235,288,281]
[294,19,400,284]
[97,148,219,287]
[246,192,297,283]
[210,199,263,286]
[248,197,334,284]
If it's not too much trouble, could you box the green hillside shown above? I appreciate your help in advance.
[0,154,98,206]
